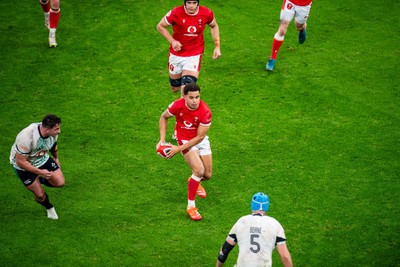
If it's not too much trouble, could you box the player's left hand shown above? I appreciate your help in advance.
[212,47,221,60]
[166,144,180,159]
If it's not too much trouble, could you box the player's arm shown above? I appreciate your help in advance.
[173,124,209,155]
[276,243,293,267]
[156,18,182,52]
[158,110,173,146]
[209,19,221,60]
[15,153,52,179]
[50,142,62,167]
[216,235,236,267]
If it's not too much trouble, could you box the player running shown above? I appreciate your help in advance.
[157,83,212,221]
[266,0,313,71]
[157,0,221,94]
[39,0,61,47]
[10,114,65,219]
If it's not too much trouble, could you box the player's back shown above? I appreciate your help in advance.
[233,214,284,267]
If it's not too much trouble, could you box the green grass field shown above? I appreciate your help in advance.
[0,0,399,266]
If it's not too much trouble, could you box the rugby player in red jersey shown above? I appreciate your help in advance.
[157,83,212,221]
[157,0,221,94]
[266,0,313,71]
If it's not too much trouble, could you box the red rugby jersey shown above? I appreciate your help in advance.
[164,5,215,57]
[167,98,212,141]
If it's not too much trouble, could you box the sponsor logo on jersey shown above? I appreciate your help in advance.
[185,26,198,37]
[183,120,193,128]
[187,26,197,34]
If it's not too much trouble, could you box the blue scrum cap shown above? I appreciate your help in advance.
[251,192,270,212]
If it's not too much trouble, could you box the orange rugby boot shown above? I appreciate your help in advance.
[187,207,202,221]
[196,182,207,199]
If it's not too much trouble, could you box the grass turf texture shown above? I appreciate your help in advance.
[0,0,399,266]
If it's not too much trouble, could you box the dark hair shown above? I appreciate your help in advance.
[184,0,199,4]
[42,114,61,128]
[183,83,201,95]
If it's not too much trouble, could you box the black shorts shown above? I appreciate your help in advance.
[13,157,60,187]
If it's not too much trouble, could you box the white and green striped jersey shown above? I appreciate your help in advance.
[10,123,58,170]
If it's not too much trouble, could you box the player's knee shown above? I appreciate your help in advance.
[51,175,65,187]
[203,171,212,180]
[192,167,205,178]
[181,75,197,85]
[51,0,60,9]
[170,77,182,88]
[34,192,46,202]
[54,178,65,187]
[296,24,306,31]
[277,28,287,36]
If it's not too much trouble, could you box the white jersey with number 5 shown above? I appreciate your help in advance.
[10,123,58,170]
[228,214,287,267]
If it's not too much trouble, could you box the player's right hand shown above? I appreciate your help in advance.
[39,169,53,179]
[171,40,182,51]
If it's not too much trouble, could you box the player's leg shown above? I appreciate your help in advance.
[181,70,198,86]
[14,168,58,219]
[168,54,184,93]
[47,168,65,187]
[169,73,183,93]
[48,0,60,47]
[191,153,211,200]
[26,179,48,205]
[39,157,65,188]
[183,150,204,220]
[184,150,205,200]
[186,136,212,197]
[26,179,58,219]
[39,0,51,28]
[194,138,212,198]
[200,154,212,180]
[294,4,311,44]
[180,55,201,95]
[296,21,307,44]
[180,70,198,96]
[266,2,294,71]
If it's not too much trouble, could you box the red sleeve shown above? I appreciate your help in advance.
[167,99,179,116]
[207,8,215,24]
[164,6,180,25]
[200,104,212,125]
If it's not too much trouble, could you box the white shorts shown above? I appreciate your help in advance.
[180,136,211,156]
[280,0,312,25]
[168,54,202,75]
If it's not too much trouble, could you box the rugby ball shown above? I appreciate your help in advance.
[156,143,172,158]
